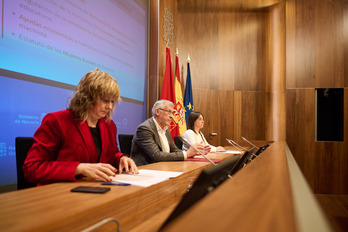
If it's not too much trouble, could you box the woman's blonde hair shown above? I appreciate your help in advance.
[68,69,121,122]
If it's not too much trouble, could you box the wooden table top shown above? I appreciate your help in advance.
[0,150,237,231]
[4,140,327,232]
[163,141,296,231]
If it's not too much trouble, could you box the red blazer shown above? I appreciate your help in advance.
[23,109,124,185]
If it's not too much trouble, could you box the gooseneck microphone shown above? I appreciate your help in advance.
[241,136,259,149]
[228,139,247,151]
[178,136,216,165]
[227,138,257,160]
[226,139,243,154]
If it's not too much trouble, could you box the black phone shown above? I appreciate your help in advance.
[71,186,111,194]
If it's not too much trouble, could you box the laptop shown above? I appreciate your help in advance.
[252,143,271,158]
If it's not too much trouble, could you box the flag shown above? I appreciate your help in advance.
[160,47,180,139]
[184,60,194,123]
[174,53,187,135]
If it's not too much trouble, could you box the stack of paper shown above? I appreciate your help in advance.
[110,169,183,187]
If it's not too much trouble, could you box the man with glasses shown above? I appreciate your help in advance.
[131,100,208,166]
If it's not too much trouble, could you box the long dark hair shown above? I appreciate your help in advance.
[187,111,203,133]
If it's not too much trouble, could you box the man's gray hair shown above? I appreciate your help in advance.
[152,100,175,116]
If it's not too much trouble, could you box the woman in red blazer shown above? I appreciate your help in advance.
[23,69,138,185]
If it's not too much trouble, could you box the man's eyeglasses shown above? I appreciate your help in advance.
[158,108,176,115]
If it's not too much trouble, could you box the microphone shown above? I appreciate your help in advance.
[241,136,259,149]
[226,139,243,154]
[178,136,216,165]
[228,139,247,152]
[227,138,257,160]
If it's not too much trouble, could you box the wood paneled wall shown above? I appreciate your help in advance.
[151,0,285,146]
[149,0,348,193]
[172,0,286,146]
[286,0,348,194]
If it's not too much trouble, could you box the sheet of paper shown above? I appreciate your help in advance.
[186,157,223,163]
[110,169,183,187]
[215,150,242,154]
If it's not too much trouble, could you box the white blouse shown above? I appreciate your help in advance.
[183,129,216,152]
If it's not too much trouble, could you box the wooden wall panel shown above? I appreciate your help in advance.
[180,12,267,91]
[193,89,234,147]
[149,0,347,194]
[175,12,219,90]
[286,0,315,88]
[241,91,267,140]
[314,142,347,193]
[176,3,268,92]
[314,0,344,87]
[217,90,235,144]
[175,0,276,148]
[232,13,267,92]
[286,88,348,194]
[344,88,348,193]
[286,0,348,194]
[216,12,236,91]
[192,89,268,146]
[286,0,345,88]
[286,89,316,190]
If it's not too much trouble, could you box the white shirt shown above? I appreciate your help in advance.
[183,129,217,152]
[153,117,187,159]
[153,117,170,153]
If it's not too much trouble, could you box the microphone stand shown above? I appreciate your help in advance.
[229,139,247,151]
[179,136,216,165]
[241,136,259,149]
[226,139,243,154]
[227,139,256,160]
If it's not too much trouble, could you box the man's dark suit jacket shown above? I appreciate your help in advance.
[131,117,184,166]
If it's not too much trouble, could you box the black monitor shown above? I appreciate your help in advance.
[229,147,256,176]
[252,143,271,159]
[160,155,241,230]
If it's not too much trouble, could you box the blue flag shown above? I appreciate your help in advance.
[184,62,194,123]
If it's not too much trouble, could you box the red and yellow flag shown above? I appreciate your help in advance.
[160,47,180,139]
[174,52,187,135]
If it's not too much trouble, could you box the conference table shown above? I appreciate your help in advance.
[0,146,236,231]
[0,141,332,232]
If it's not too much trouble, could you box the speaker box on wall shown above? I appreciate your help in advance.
[316,88,344,141]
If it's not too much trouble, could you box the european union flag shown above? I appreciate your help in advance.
[184,61,194,123]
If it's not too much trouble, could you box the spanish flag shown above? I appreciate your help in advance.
[174,51,187,135]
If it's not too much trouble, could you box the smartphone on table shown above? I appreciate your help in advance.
[71,186,111,193]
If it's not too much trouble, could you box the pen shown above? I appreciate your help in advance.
[101,181,131,186]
